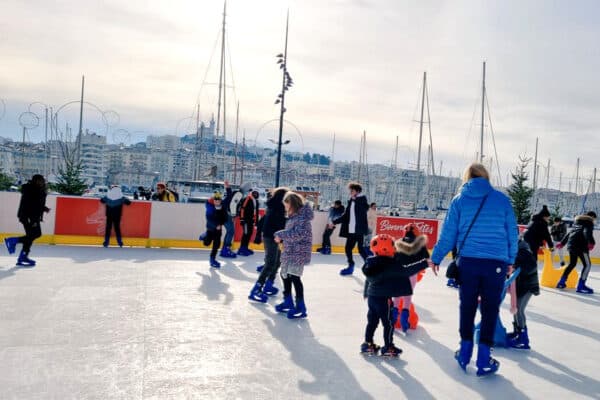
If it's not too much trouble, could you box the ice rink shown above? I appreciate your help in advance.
[1,245,599,400]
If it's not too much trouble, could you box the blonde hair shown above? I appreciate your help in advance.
[283,191,305,213]
[462,162,490,184]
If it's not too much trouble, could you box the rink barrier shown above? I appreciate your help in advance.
[0,192,599,263]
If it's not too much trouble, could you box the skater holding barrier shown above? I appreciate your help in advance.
[316,200,344,255]
[432,162,518,376]
[360,231,432,357]
[100,185,131,247]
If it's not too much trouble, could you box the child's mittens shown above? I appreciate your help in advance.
[556,243,563,249]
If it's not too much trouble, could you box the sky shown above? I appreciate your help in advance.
[1,0,600,191]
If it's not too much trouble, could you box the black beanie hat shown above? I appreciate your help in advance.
[539,205,550,218]
[586,211,597,219]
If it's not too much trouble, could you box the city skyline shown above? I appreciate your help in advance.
[1,0,600,189]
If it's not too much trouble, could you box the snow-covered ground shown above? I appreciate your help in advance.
[1,246,599,400]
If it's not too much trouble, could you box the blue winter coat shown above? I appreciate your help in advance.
[205,198,228,231]
[275,204,314,267]
[431,177,518,265]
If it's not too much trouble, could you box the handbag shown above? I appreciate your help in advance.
[445,194,489,280]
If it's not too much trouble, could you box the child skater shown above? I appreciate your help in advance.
[508,238,539,350]
[392,223,428,333]
[361,230,432,356]
[273,192,314,319]
[200,191,228,268]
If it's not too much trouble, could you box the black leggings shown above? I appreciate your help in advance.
[18,220,42,254]
[203,229,222,259]
[562,251,592,281]
[282,275,304,301]
[240,221,254,249]
[365,296,394,347]
[105,215,122,243]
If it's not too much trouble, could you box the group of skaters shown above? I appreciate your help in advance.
[3,166,598,378]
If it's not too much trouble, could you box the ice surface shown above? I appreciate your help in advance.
[1,246,599,399]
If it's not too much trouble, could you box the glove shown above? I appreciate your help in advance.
[240,220,246,226]
[556,243,563,249]
[588,244,595,251]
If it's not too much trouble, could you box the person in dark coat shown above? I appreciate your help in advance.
[248,187,289,302]
[316,200,345,255]
[4,174,50,267]
[556,211,596,294]
[219,180,237,258]
[523,205,554,257]
[238,189,260,256]
[332,182,369,275]
[507,239,539,349]
[200,191,228,268]
[100,186,131,247]
[360,231,431,356]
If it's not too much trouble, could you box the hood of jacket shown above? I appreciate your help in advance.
[574,214,594,226]
[267,188,287,208]
[295,203,314,220]
[394,235,428,256]
[460,177,493,199]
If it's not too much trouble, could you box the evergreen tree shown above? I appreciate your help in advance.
[507,155,535,224]
[0,171,15,190]
[55,161,87,195]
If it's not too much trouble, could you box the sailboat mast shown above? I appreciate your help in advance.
[415,71,426,210]
[480,62,486,163]
[233,101,239,184]
[215,1,226,149]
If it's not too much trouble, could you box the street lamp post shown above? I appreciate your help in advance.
[274,10,293,188]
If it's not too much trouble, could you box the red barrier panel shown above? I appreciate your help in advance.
[54,197,151,238]
[376,216,439,247]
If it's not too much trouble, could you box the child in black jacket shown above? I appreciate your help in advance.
[361,232,431,356]
[508,239,539,349]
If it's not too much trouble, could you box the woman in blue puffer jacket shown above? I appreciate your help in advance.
[432,162,518,376]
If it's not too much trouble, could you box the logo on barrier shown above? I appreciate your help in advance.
[376,216,439,246]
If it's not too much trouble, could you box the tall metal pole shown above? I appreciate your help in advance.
[592,167,597,194]
[21,126,26,179]
[77,75,85,163]
[194,104,200,180]
[415,71,426,210]
[233,101,239,184]
[546,158,551,189]
[533,137,538,190]
[275,9,289,188]
[480,62,486,163]
[44,107,48,177]
[215,0,226,139]
[240,129,245,184]
[575,157,580,195]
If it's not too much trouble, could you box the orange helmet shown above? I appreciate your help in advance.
[370,234,396,257]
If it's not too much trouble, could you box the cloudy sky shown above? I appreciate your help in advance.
[1,0,599,191]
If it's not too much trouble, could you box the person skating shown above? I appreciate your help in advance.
[100,185,131,247]
[431,163,518,376]
[273,192,313,319]
[4,174,51,267]
[507,239,539,350]
[556,211,596,294]
[523,205,554,257]
[200,191,228,268]
[316,200,344,255]
[238,189,260,256]
[219,180,237,258]
[249,187,289,302]
[550,216,568,266]
[361,232,432,356]
[332,182,369,275]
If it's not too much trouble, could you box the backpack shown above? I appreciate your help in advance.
[230,190,244,216]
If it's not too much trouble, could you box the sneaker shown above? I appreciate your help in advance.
[360,342,381,355]
[380,344,402,357]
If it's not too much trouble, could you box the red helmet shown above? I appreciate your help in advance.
[370,234,396,257]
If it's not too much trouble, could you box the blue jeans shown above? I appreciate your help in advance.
[222,216,234,248]
[458,257,507,347]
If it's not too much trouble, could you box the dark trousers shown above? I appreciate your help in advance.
[365,296,394,347]
[222,216,234,248]
[458,257,507,347]
[18,220,42,254]
[258,237,281,284]
[563,250,592,281]
[104,215,123,244]
[345,233,368,264]
[203,229,222,259]
[282,275,304,301]
[240,221,254,249]
[322,226,335,248]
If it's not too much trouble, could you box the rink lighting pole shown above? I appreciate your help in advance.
[274,10,293,188]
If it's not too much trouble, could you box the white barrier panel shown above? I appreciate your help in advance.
[149,201,205,240]
[0,192,56,235]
